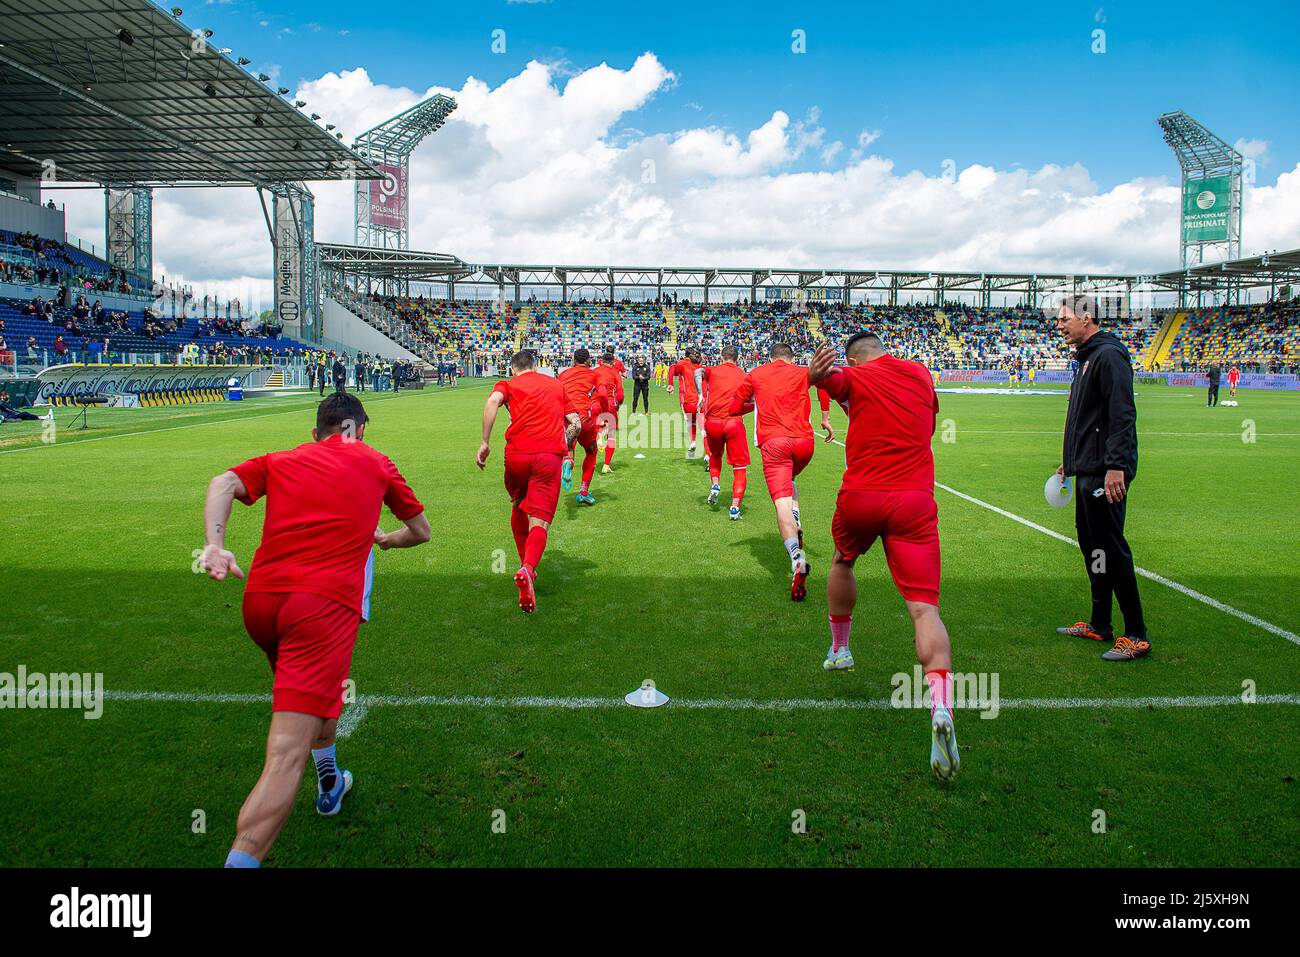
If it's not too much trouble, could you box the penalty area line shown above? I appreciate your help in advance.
[827,438,1300,647]
[98,689,1300,712]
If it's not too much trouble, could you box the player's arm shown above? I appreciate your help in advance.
[728,374,753,417]
[666,362,678,393]
[375,512,431,550]
[815,385,834,441]
[1098,349,1137,503]
[202,470,247,581]
[694,368,706,410]
[477,388,507,470]
[564,411,582,446]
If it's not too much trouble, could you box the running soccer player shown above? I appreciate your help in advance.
[695,345,754,520]
[477,350,582,612]
[557,348,604,504]
[201,393,431,867]
[594,352,625,474]
[1227,364,1241,399]
[809,335,960,782]
[730,342,833,599]
[666,348,703,458]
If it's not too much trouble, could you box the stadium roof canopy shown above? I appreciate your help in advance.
[1151,248,1300,297]
[318,243,468,282]
[0,0,381,185]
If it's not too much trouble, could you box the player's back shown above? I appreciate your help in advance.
[236,435,417,612]
[496,370,569,454]
[701,363,747,418]
[833,355,938,492]
[593,364,623,402]
[558,364,601,416]
[750,360,814,444]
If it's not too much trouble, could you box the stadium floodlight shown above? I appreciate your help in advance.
[276,87,289,95]
[253,115,265,127]
[1158,111,1243,288]
[116,28,134,46]
[219,47,233,55]
[238,57,252,66]
[310,113,321,121]
[326,124,336,131]
[170,6,182,17]
[352,93,457,284]
[293,100,306,108]
[203,83,217,98]
[202,29,213,38]
[257,73,271,82]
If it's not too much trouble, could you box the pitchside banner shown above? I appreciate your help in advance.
[763,287,844,301]
[369,162,406,230]
[1182,176,1231,243]
[34,364,266,404]
[937,369,1299,390]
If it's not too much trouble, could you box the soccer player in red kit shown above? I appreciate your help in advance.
[201,393,431,867]
[1227,365,1241,398]
[730,342,834,600]
[666,348,703,458]
[557,347,605,504]
[594,352,625,474]
[477,350,582,612]
[694,344,754,519]
[809,334,960,781]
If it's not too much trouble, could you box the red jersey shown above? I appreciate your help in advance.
[819,354,938,492]
[557,364,602,419]
[699,362,748,419]
[668,360,701,402]
[594,364,625,405]
[732,360,831,446]
[492,370,577,455]
[1227,367,1241,384]
[612,357,627,377]
[230,434,424,615]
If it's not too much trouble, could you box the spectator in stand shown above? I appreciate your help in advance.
[53,334,68,361]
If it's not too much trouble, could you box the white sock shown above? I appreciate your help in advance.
[312,744,337,794]
[783,537,801,560]
[791,507,801,528]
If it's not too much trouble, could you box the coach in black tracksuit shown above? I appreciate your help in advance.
[1057,297,1150,661]
[1206,363,1221,407]
[631,357,651,413]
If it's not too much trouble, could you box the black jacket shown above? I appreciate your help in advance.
[1062,331,1138,480]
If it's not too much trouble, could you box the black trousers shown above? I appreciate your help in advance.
[632,379,650,413]
[1074,473,1146,639]
[1207,383,1219,406]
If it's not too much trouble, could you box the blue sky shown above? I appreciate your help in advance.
[196,0,1300,188]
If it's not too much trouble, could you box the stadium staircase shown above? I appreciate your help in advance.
[806,309,825,343]
[663,307,679,353]
[1144,311,1188,370]
[935,310,966,361]
[265,370,285,388]
[514,307,531,351]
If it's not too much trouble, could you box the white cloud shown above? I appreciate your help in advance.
[55,54,1300,309]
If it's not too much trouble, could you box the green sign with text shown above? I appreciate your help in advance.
[1182,176,1231,243]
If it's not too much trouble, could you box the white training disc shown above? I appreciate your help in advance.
[634,453,646,459]
[1044,472,1073,508]
[625,680,669,708]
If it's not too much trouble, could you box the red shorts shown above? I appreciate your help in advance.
[705,416,750,468]
[759,435,815,500]
[573,415,598,451]
[681,398,699,417]
[242,591,361,719]
[831,488,940,605]
[504,450,563,523]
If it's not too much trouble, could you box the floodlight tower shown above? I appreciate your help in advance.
[1158,111,1243,293]
[352,93,457,295]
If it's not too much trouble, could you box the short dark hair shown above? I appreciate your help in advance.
[845,332,883,358]
[511,349,535,371]
[721,344,738,361]
[600,352,615,364]
[574,347,590,365]
[1060,294,1099,324]
[316,392,368,435]
[770,342,794,360]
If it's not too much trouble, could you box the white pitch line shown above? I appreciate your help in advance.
[336,702,369,739]
[98,689,1300,712]
[827,439,1300,646]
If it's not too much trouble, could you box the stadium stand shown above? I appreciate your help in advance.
[1162,299,1300,372]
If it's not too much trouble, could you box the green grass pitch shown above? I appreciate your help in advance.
[0,379,1296,866]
